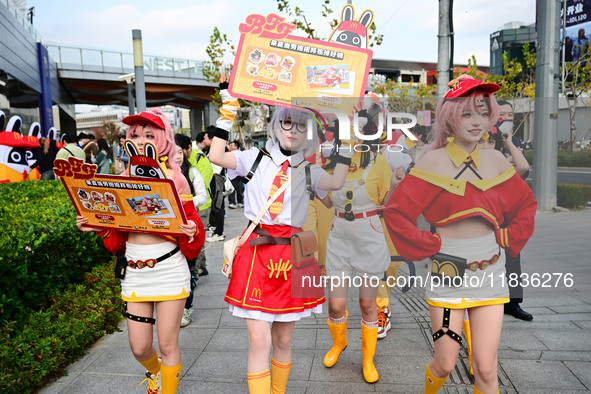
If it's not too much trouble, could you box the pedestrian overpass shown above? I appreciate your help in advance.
[46,44,216,110]
[1,0,216,136]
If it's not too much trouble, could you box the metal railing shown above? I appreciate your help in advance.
[45,43,209,80]
[2,0,44,42]
[2,0,211,81]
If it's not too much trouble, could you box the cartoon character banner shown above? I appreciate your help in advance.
[55,146,187,236]
[0,111,41,182]
[229,9,373,114]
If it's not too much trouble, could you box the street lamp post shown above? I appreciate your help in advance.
[132,29,146,112]
[119,73,135,115]
[533,0,560,211]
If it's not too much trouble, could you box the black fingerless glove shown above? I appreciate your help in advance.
[214,127,229,141]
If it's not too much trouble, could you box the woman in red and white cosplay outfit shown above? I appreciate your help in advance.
[383,75,536,394]
[77,108,204,394]
[209,82,350,394]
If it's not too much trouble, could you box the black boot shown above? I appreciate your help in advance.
[504,301,533,321]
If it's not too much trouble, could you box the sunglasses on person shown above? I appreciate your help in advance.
[344,190,355,222]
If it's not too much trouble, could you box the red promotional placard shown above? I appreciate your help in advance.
[229,13,373,114]
[55,157,187,236]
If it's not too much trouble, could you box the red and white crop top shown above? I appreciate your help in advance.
[383,166,537,261]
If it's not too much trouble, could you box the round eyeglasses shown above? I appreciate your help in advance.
[279,120,308,133]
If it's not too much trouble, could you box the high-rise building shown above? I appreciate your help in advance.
[490,22,536,76]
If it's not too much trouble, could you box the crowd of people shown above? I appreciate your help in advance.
[68,73,540,394]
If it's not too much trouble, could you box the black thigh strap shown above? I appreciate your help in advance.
[432,307,463,345]
[124,303,155,324]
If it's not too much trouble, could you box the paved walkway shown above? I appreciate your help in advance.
[40,208,591,393]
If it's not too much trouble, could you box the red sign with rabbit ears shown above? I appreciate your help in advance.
[328,5,374,49]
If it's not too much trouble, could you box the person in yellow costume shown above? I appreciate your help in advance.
[322,113,401,384]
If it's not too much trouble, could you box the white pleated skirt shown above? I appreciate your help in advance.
[122,241,190,302]
[229,304,323,322]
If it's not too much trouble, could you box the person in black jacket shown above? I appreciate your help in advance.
[31,137,59,180]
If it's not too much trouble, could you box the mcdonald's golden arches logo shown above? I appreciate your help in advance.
[251,288,262,300]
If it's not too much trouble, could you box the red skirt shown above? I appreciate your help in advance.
[224,224,325,314]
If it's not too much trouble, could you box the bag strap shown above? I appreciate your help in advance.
[238,165,304,245]
[305,164,315,200]
[243,148,271,185]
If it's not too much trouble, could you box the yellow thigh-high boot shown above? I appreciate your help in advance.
[323,311,348,368]
[139,349,161,393]
[271,358,291,394]
[425,363,448,394]
[247,369,271,394]
[160,361,181,394]
[361,320,379,383]
[463,316,474,375]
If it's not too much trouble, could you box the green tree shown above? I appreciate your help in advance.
[202,27,254,147]
[276,0,383,47]
[562,44,591,151]
[202,26,235,87]
[459,47,536,140]
[369,74,437,120]
[94,121,123,144]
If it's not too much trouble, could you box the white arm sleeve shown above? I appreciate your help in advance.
[190,167,208,208]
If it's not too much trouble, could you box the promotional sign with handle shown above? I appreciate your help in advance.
[229,7,374,115]
[54,141,188,236]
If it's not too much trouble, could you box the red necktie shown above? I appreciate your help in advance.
[268,160,289,220]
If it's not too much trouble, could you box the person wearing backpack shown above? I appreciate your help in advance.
[199,127,228,243]
[179,133,214,276]
[55,133,86,161]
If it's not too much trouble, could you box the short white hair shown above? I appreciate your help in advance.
[266,107,319,157]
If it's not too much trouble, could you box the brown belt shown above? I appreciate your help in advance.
[248,225,291,247]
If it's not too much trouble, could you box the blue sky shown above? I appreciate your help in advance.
[27,0,535,67]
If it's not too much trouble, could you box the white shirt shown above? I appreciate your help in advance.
[228,143,329,228]
[381,134,412,171]
[190,167,208,208]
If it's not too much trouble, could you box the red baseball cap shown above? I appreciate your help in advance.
[337,21,368,37]
[0,132,39,148]
[122,111,166,130]
[444,74,500,99]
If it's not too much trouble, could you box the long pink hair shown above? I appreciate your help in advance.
[125,108,190,195]
[429,90,499,150]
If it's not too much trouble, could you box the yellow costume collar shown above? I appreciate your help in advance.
[446,141,481,169]
[409,167,516,196]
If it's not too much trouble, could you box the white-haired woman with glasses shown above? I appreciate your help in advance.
[321,110,402,384]
[208,82,350,394]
